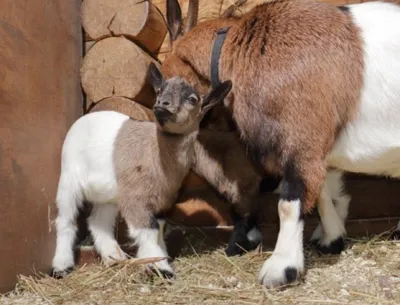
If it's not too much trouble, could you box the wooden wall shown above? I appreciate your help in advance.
[0,0,82,293]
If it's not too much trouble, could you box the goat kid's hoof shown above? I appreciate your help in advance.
[258,255,303,288]
[50,267,74,279]
[146,265,175,280]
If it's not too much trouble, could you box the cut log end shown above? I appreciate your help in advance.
[88,96,155,122]
[81,36,158,108]
[82,0,167,53]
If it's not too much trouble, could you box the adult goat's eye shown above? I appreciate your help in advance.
[188,94,198,105]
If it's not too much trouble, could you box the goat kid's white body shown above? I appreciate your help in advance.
[327,2,400,177]
[52,111,171,274]
[60,111,127,205]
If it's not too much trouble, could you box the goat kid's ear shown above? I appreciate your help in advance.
[147,63,164,92]
[202,80,233,114]
[167,0,183,41]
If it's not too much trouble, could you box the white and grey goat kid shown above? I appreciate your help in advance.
[51,63,232,279]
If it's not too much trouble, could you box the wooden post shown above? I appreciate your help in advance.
[0,0,82,293]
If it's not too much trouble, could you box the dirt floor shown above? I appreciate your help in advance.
[1,231,399,305]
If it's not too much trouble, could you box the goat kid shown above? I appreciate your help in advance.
[51,63,232,279]
[161,0,400,287]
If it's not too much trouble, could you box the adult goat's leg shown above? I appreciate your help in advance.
[311,170,350,254]
[259,160,325,288]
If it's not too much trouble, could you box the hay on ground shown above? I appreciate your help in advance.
[1,230,399,305]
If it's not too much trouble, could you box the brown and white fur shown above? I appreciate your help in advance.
[161,0,400,287]
[193,129,265,255]
[51,63,232,279]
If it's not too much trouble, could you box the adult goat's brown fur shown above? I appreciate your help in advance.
[161,0,365,287]
[162,0,363,215]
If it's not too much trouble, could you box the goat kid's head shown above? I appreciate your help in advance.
[148,63,232,134]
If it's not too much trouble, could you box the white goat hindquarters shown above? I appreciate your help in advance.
[328,2,400,178]
[52,111,129,274]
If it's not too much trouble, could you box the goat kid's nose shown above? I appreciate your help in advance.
[153,106,173,125]
[157,100,171,107]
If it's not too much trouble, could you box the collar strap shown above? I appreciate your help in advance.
[210,26,231,89]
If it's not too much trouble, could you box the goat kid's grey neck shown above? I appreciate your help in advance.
[210,26,231,89]
[156,128,198,149]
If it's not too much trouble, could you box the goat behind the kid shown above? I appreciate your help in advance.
[161,0,400,288]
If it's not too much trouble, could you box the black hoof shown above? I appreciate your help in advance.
[310,237,320,247]
[146,266,175,280]
[284,267,299,284]
[315,236,345,255]
[390,230,400,240]
[50,267,74,279]
[224,245,245,257]
[224,238,260,257]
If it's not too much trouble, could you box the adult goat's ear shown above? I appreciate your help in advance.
[167,0,182,41]
[183,0,199,34]
[147,63,164,92]
[202,80,232,114]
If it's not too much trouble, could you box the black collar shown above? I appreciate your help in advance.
[210,26,231,89]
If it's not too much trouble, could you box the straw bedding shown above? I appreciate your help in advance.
[1,230,399,305]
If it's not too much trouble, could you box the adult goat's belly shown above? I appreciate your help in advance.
[327,2,400,178]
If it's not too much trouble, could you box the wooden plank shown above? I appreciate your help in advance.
[0,0,82,293]
[77,216,400,265]
[109,172,400,248]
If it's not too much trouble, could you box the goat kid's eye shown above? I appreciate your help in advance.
[188,95,198,105]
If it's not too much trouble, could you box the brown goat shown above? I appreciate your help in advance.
[160,0,389,288]
[193,129,267,255]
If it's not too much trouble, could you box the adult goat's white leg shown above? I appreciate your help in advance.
[259,160,326,287]
[51,178,83,277]
[391,220,400,239]
[311,171,350,254]
[87,204,127,265]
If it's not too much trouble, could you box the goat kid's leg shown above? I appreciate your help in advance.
[88,204,127,265]
[225,208,262,256]
[157,218,168,253]
[121,205,174,279]
[129,222,174,279]
[311,171,350,254]
[51,179,82,278]
[259,162,325,288]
